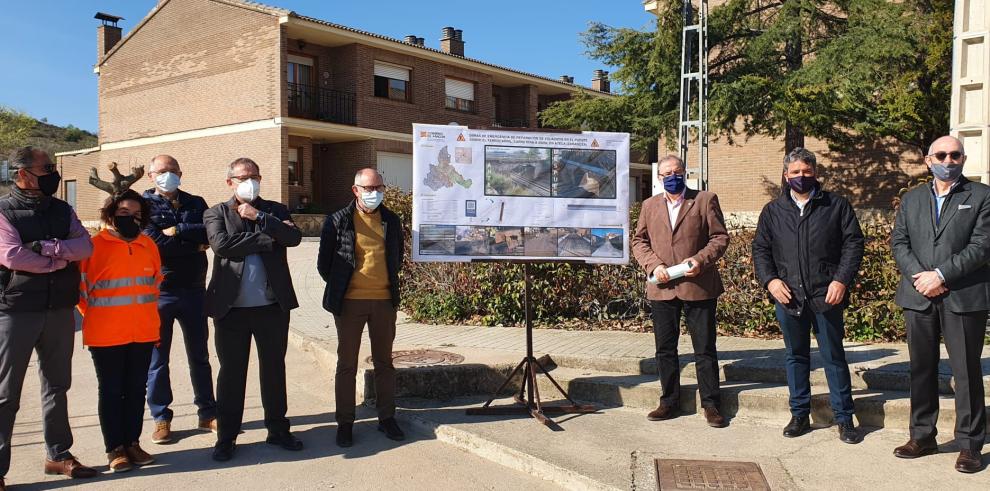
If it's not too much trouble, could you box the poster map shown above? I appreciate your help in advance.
[412,124,630,264]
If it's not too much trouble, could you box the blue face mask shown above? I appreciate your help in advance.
[662,173,686,195]
[931,163,963,182]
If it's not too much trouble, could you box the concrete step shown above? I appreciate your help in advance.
[550,353,990,397]
[537,366,989,433]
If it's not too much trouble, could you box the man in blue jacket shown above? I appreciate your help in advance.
[142,154,217,444]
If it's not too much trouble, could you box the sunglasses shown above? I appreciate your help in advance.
[928,151,963,162]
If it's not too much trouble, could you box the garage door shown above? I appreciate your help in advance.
[377,152,413,192]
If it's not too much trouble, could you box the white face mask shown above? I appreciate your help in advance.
[360,190,383,210]
[154,172,181,193]
[235,179,260,202]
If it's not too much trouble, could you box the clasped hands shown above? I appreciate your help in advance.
[767,279,847,306]
[912,270,947,298]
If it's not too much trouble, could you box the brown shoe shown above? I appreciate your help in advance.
[151,420,172,444]
[955,449,983,474]
[703,407,726,428]
[647,404,678,421]
[125,442,155,466]
[0,477,5,490]
[198,418,218,433]
[43,456,98,478]
[107,446,132,473]
[893,439,938,459]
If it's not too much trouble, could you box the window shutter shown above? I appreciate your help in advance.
[287,55,314,66]
[445,78,475,101]
[374,62,410,81]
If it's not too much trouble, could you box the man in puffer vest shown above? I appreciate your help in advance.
[0,147,97,490]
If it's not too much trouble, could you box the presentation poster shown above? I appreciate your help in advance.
[411,124,630,264]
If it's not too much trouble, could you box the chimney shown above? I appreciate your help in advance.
[94,12,124,61]
[559,75,574,84]
[440,26,465,56]
[592,69,610,93]
[403,35,425,47]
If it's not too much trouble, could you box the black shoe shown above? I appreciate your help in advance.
[266,431,304,451]
[377,418,405,441]
[212,441,235,462]
[336,423,354,448]
[782,416,810,438]
[837,421,860,444]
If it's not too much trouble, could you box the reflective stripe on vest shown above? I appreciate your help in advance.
[88,293,159,308]
[134,275,156,286]
[135,294,157,304]
[93,277,133,290]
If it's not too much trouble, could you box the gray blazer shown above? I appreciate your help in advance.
[891,177,990,313]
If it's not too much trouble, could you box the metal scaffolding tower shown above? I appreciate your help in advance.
[676,0,709,189]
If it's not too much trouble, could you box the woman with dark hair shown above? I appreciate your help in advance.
[77,189,162,473]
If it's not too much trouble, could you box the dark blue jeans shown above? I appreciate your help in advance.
[147,288,217,422]
[775,303,854,424]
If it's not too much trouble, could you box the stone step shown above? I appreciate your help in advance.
[537,366,988,433]
[550,353,990,397]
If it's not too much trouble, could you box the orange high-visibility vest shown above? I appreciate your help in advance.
[78,229,162,347]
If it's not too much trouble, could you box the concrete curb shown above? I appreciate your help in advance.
[401,411,622,491]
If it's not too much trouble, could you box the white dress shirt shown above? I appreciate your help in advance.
[664,191,685,228]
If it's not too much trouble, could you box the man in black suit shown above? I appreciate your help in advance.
[204,158,303,462]
[891,135,990,473]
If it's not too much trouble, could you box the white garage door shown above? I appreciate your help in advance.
[377,152,413,192]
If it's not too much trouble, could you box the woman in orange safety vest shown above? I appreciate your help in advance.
[77,189,161,473]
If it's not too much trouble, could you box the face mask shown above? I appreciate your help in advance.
[931,163,963,182]
[361,190,384,211]
[787,175,818,194]
[154,172,181,193]
[235,179,260,202]
[36,171,61,197]
[113,215,141,239]
[662,174,685,195]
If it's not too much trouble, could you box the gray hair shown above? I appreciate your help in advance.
[353,167,381,185]
[8,146,38,170]
[150,154,180,173]
[227,157,260,178]
[657,154,684,171]
[783,147,817,172]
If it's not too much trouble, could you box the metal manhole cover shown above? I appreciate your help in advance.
[656,459,769,490]
[366,349,464,367]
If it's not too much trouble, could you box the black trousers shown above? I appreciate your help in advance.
[214,304,290,444]
[905,303,987,452]
[90,342,155,453]
[651,298,721,408]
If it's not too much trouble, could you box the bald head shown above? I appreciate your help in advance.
[928,136,965,157]
[149,154,181,175]
[353,168,382,186]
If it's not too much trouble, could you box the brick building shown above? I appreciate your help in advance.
[56,0,626,221]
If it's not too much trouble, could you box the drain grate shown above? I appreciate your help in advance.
[366,349,465,368]
[655,459,770,490]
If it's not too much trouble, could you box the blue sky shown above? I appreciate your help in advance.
[0,0,654,133]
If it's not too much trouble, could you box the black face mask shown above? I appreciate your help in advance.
[27,170,61,197]
[113,215,141,239]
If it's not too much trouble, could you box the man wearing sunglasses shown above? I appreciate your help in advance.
[0,147,98,488]
[892,136,990,473]
[317,168,404,447]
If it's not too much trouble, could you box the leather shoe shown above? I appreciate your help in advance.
[782,416,810,438]
[266,431,304,451]
[212,441,236,462]
[0,477,5,491]
[647,404,678,421]
[837,421,860,444]
[955,449,983,473]
[377,418,405,441]
[703,407,726,428]
[893,439,938,459]
[336,422,354,448]
[43,456,98,478]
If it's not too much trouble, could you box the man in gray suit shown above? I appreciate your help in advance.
[891,135,989,473]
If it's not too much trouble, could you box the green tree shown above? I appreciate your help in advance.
[0,106,36,156]
[541,0,952,154]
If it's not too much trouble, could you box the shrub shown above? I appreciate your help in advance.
[391,188,914,342]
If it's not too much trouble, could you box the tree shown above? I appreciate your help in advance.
[540,0,952,154]
[0,106,36,156]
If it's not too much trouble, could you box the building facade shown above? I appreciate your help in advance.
[58,0,627,221]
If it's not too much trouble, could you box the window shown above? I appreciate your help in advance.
[374,61,410,101]
[445,78,475,113]
[64,180,77,209]
[288,148,301,186]
[287,55,314,85]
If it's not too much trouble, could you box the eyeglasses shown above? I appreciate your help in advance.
[657,171,685,178]
[928,151,963,162]
[355,184,386,192]
[231,175,261,182]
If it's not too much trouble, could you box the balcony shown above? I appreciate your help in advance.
[287,83,356,125]
[491,118,529,128]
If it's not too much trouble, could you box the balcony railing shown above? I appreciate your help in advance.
[491,118,529,128]
[287,83,356,125]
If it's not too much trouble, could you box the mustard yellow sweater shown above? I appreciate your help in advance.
[344,208,391,299]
